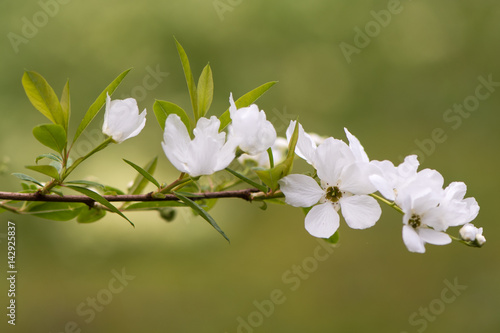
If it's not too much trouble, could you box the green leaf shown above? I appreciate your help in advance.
[22,71,66,129]
[123,159,161,189]
[225,168,267,192]
[65,180,125,195]
[63,138,113,177]
[280,118,300,176]
[65,180,106,191]
[159,207,176,222]
[33,124,67,153]
[254,164,287,191]
[174,38,198,120]
[323,232,339,244]
[72,69,131,143]
[124,201,186,211]
[24,202,86,221]
[35,153,62,164]
[219,81,278,131]
[197,63,213,117]
[174,191,230,242]
[12,173,44,187]
[127,157,158,195]
[60,80,70,129]
[25,165,60,179]
[77,207,106,223]
[153,100,191,132]
[67,185,134,227]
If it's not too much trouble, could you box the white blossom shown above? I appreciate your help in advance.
[238,137,288,168]
[285,120,325,166]
[102,93,147,143]
[369,155,420,201]
[395,169,452,253]
[279,137,381,238]
[161,114,236,177]
[228,93,276,155]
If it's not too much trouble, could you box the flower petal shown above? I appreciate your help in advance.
[279,174,324,207]
[305,202,340,238]
[402,225,426,253]
[369,174,395,201]
[418,228,451,245]
[339,194,381,229]
[314,138,353,185]
[340,162,377,194]
[344,128,369,163]
[286,120,317,165]
[161,114,191,174]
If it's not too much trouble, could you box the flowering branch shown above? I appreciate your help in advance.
[4,39,485,251]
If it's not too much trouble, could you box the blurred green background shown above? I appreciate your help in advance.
[1,0,499,332]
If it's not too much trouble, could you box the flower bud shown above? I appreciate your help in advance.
[102,93,147,143]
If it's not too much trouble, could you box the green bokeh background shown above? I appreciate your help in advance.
[1,1,499,332]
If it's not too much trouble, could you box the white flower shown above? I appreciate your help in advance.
[369,155,420,201]
[238,137,288,168]
[278,137,381,238]
[285,120,325,165]
[423,181,480,232]
[102,93,147,143]
[161,114,236,177]
[459,223,485,245]
[228,93,276,155]
[396,170,452,253]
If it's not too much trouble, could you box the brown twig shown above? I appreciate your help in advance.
[0,189,261,205]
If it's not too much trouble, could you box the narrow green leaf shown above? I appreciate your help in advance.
[22,71,66,129]
[219,81,278,131]
[66,185,134,227]
[64,138,113,177]
[174,191,230,242]
[65,180,105,191]
[12,173,44,187]
[153,100,191,132]
[24,202,86,221]
[280,118,300,176]
[65,180,125,195]
[267,147,275,169]
[35,153,62,164]
[123,159,161,189]
[197,64,213,117]
[173,191,204,198]
[72,69,131,143]
[60,80,70,130]
[174,38,198,120]
[25,165,60,179]
[127,157,158,195]
[124,201,186,210]
[33,124,67,153]
[225,168,267,192]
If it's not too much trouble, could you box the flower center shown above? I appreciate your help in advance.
[325,186,342,203]
[409,214,421,229]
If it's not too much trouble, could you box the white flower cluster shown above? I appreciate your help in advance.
[161,93,277,177]
[279,122,483,253]
[101,93,483,253]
